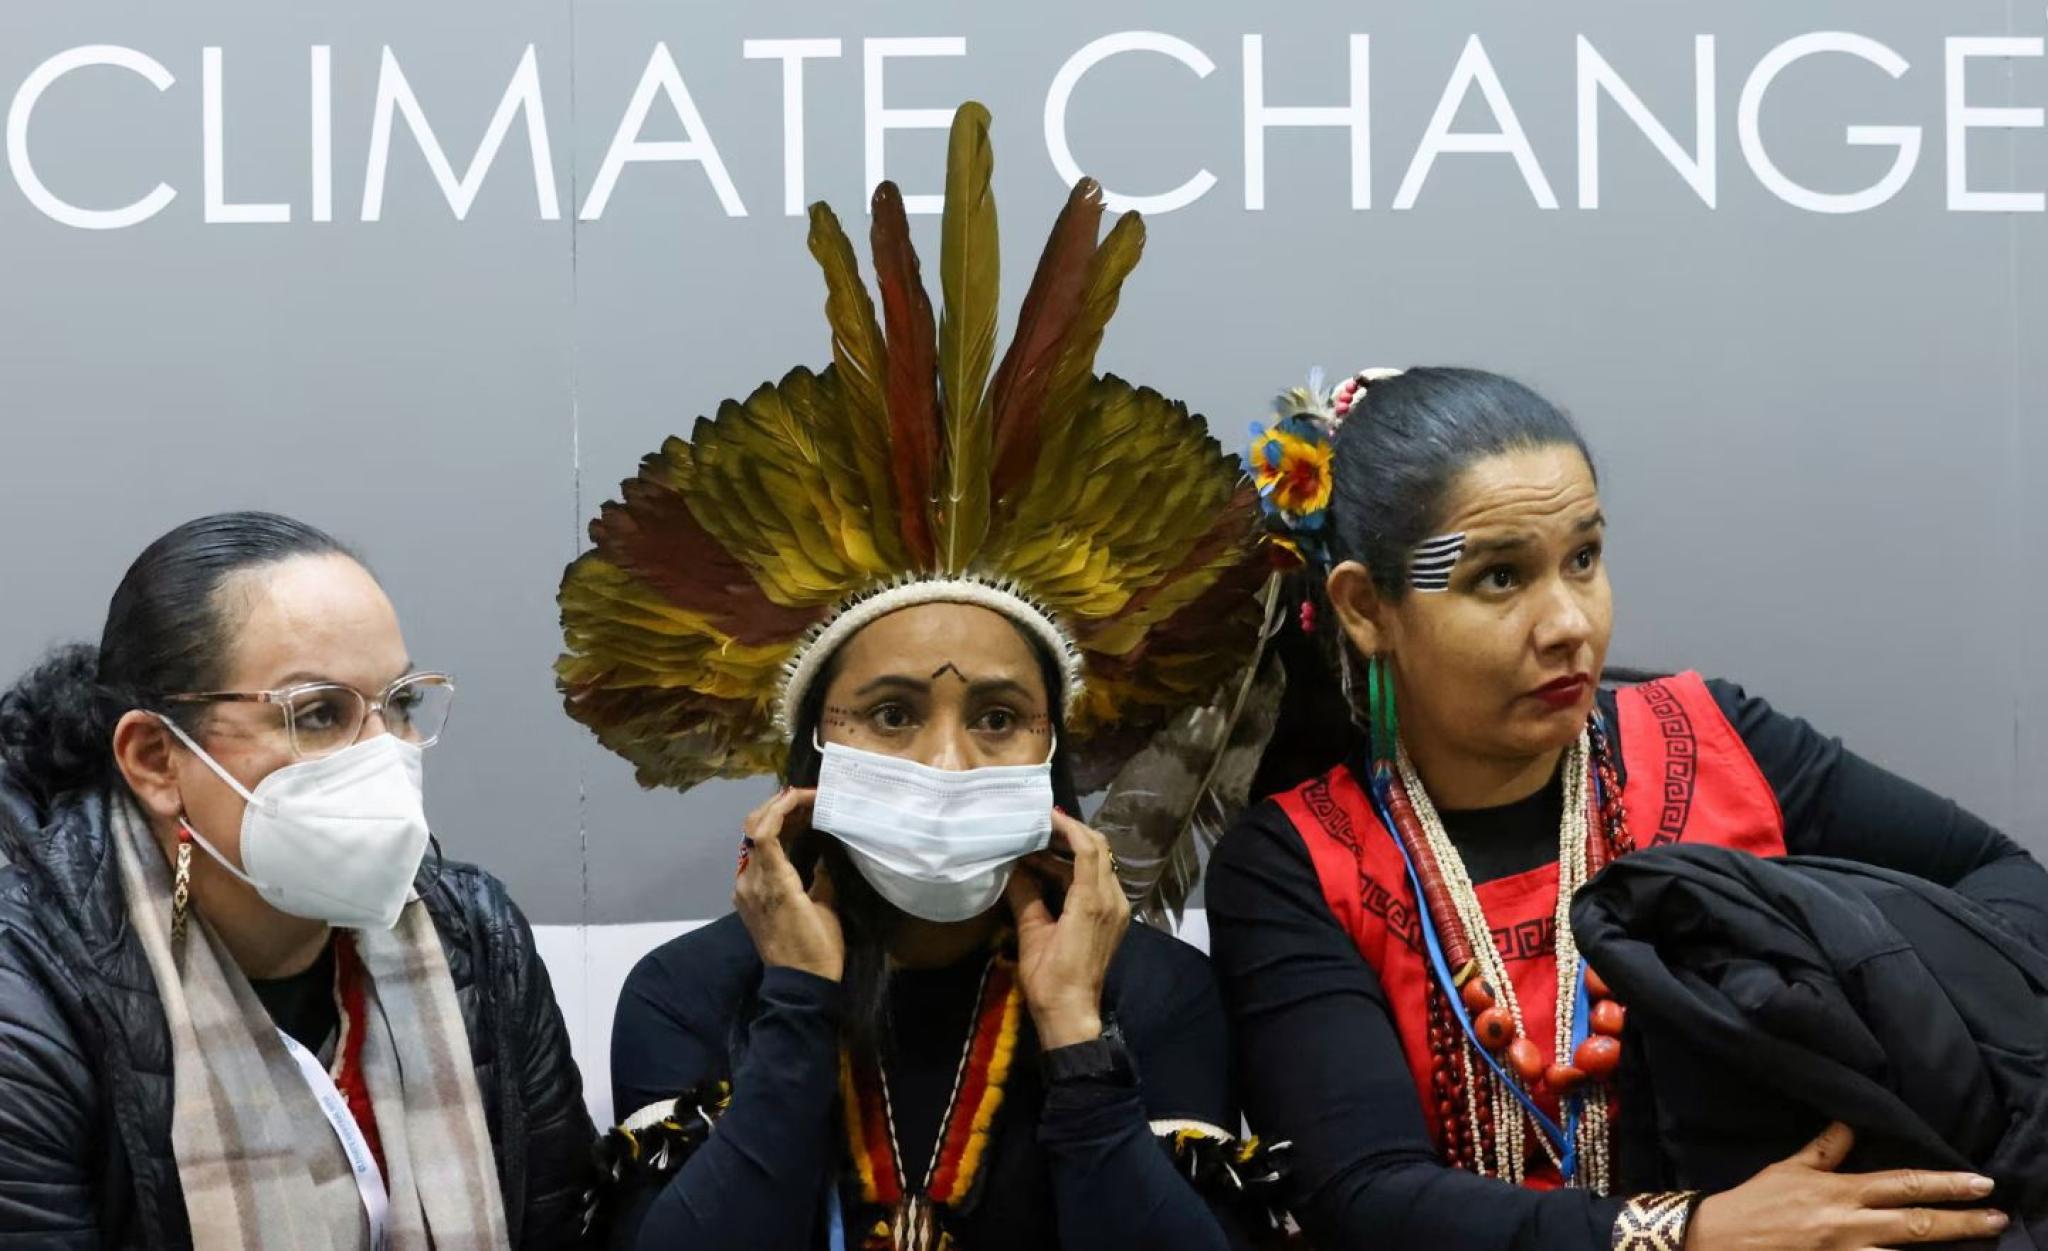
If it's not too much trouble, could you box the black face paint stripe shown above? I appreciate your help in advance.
[1409,532,1466,592]
[931,663,968,682]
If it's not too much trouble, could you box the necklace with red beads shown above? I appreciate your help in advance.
[1371,722,1635,1191]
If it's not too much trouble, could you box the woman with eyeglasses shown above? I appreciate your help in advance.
[0,511,595,1250]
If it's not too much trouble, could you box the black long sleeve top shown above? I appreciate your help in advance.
[605,913,1250,1251]
[1207,679,2048,1251]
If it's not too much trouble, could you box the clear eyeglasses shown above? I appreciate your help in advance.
[163,672,456,760]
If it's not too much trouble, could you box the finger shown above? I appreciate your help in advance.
[1861,1169,1997,1208]
[1054,811,1107,894]
[1869,1205,2008,1245]
[746,816,805,895]
[741,794,776,839]
[1061,815,1123,921]
[808,860,838,912]
[743,789,810,858]
[1005,865,1055,932]
[762,787,817,845]
[733,843,763,908]
[1021,849,1076,889]
[1792,1121,1855,1172]
[1091,825,1123,904]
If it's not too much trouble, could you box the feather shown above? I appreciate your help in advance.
[1039,211,1145,452]
[869,181,939,568]
[935,101,999,571]
[1003,216,1148,542]
[782,368,890,576]
[1083,478,1259,651]
[559,102,1280,808]
[1093,577,1288,926]
[586,475,818,646]
[986,177,1105,506]
[556,551,801,789]
[807,202,906,568]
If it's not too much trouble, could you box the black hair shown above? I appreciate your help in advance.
[0,512,358,802]
[1330,366,1594,596]
[783,616,1082,1053]
[1251,368,1596,798]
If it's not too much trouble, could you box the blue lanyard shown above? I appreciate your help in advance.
[827,1184,847,1251]
[1366,772,1585,1179]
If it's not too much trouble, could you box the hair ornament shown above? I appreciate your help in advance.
[1249,365,1404,570]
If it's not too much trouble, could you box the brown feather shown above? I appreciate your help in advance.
[587,479,819,646]
[869,181,939,568]
[1039,210,1146,449]
[807,202,905,567]
[1094,619,1287,926]
[986,177,1105,506]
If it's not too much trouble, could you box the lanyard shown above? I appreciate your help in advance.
[277,1029,391,1251]
[1367,777,1581,1173]
[826,1184,847,1251]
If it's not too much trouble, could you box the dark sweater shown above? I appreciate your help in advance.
[607,913,1247,1251]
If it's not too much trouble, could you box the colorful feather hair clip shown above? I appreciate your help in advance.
[1249,365,1404,569]
[555,101,1276,876]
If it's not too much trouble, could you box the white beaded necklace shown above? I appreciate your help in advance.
[1395,731,1614,1193]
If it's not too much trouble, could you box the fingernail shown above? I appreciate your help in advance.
[1985,1211,2008,1229]
[1053,804,1067,816]
[1971,1175,1997,1196]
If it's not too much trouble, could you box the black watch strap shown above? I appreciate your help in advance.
[1039,1021,1135,1086]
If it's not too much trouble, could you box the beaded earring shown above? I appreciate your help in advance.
[170,823,193,944]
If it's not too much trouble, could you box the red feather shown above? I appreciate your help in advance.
[986,178,1105,506]
[588,476,819,646]
[870,182,939,568]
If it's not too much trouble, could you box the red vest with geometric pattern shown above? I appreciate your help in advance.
[1272,672,1786,1186]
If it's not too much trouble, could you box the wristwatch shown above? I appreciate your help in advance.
[1039,1020,1136,1087]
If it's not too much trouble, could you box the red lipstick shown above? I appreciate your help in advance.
[1529,674,1591,709]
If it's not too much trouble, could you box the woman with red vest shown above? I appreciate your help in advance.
[1208,367,2048,1251]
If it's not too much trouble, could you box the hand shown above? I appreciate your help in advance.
[1685,1122,2005,1250]
[732,788,844,981]
[1006,810,1131,1049]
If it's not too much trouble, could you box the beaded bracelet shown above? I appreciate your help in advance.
[1611,1191,1703,1251]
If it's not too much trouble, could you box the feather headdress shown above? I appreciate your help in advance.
[556,104,1274,883]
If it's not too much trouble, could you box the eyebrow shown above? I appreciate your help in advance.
[850,673,1037,701]
[273,660,418,690]
[1460,513,1606,560]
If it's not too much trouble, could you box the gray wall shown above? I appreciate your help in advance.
[2,0,2043,927]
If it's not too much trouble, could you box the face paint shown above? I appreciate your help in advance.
[930,663,969,682]
[1408,532,1467,592]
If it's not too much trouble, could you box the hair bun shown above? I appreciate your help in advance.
[0,643,116,799]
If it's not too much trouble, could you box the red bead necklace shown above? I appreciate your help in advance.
[1386,726,1635,1188]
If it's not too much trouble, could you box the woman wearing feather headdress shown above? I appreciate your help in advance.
[1210,367,2048,1250]
[559,104,1288,1251]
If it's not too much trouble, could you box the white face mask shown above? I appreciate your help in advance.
[158,716,431,930]
[813,735,1055,923]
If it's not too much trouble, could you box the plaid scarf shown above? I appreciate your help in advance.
[110,797,511,1251]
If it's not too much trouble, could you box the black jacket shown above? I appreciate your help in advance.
[1573,845,2048,1246]
[0,771,598,1250]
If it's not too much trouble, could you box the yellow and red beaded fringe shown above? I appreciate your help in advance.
[840,957,1022,1212]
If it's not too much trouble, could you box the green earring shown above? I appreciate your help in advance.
[1367,653,1399,765]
